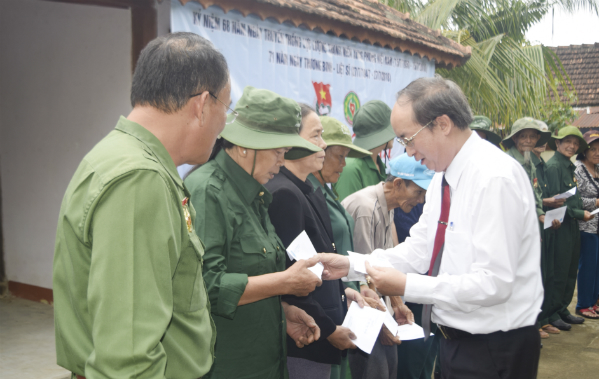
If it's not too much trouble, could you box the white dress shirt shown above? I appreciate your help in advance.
[346,132,543,334]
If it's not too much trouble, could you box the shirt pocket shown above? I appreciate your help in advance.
[172,231,208,313]
[240,234,275,276]
[441,230,472,275]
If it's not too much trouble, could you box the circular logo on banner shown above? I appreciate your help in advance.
[344,91,360,125]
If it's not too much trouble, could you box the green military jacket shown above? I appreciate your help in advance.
[333,155,386,202]
[308,174,359,292]
[185,150,288,379]
[53,117,215,379]
[506,146,545,217]
[546,151,585,221]
[532,155,551,199]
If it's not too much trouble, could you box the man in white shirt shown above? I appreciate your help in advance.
[318,77,543,378]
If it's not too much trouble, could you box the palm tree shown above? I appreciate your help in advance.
[383,0,598,135]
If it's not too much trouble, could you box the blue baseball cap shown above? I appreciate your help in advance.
[386,153,435,190]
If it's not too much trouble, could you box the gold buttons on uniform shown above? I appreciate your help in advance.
[276,246,280,250]
[263,248,267,254]
[259,192,264,196]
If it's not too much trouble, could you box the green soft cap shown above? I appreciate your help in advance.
[351,100,396,151]
[220,86,322,160]
[319,116,371,158]
[548,125,588,154]
[502,117,551,149]
[469,115,502,146]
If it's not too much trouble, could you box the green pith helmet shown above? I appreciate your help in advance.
[548,125,588,154]
[220,86,322,160]
[351,100,396,151]
[319,116,371,158]
[502,117,551,149]
[469,116,502,146]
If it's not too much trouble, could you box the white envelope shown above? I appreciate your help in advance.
[553,187,577,200]
[396,323,434,341]
[379,298,399,336]
[342,302,386,354]
[544,206,567,229]
[286,231,324,279]
[349,251,394,274]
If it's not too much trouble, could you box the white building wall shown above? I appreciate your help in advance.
[0,0,132,289]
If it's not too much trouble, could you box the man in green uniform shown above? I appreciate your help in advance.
[469,115,502,147]
[546,126,594,331]
[503,118,558,340]
[503,117,552,226]
[53,33,229,379]
[531,120,567,336]
[334,100,396,202]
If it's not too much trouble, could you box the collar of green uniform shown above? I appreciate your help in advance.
[554,150,575,168]
[363,155,386,178]
[531,153,544,167]
[307,174,347,217]
[506,146,535,172]
[215,149,270,205]
[115,116,183,189]
[307,173,336,199]
[507,146,525,164]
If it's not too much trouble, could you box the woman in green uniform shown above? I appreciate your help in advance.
[306,116,374,379]
[185,87,325,379]
[545,126,594,331]
[531,121,566,337]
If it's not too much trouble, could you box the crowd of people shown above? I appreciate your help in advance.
[52,32,598,379]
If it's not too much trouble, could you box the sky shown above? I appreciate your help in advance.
[526,7,600,47]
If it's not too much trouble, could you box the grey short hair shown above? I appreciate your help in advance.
[385,174,397,182]
[396,76,473,130]
[298,103,316,132]
[131,32,229,114]
[385,174,413,187]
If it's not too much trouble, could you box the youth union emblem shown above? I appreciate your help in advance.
[343,91,360,125]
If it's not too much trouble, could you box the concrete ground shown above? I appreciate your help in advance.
[0,292,597,379]
[537,289,599,379]
[0,296,69,379]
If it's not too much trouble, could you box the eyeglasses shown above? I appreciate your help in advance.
[189,91,238,125]
[395,119,434,147]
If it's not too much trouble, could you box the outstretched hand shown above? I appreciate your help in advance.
[391,297,415,325]
[379,325,402,346]
[283,302,321,348]
[317,253,350,280]
[365,262,406,296]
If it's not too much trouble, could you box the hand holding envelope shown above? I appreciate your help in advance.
[286,231,325,279]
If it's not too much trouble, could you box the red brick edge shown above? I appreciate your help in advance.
[8,281,53,304]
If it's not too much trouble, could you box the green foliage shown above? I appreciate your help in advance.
[542,93,578,134]
[381,0,598,128]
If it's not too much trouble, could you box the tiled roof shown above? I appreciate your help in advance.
[572,106,599,128]
[180,0,471,68]
[548,43,599,107]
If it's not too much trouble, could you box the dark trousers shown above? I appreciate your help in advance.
[439,325,540,379]
[538,227,558,325]
[396,302,440,379]
[349,341,397,379]
[550,219,581,320]
[576,231,599,310]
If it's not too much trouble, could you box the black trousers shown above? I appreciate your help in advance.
[439,325,540,379]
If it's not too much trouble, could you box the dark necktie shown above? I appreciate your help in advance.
[422,177,450,341]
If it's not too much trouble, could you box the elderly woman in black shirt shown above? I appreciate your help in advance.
[266,104,365,379]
